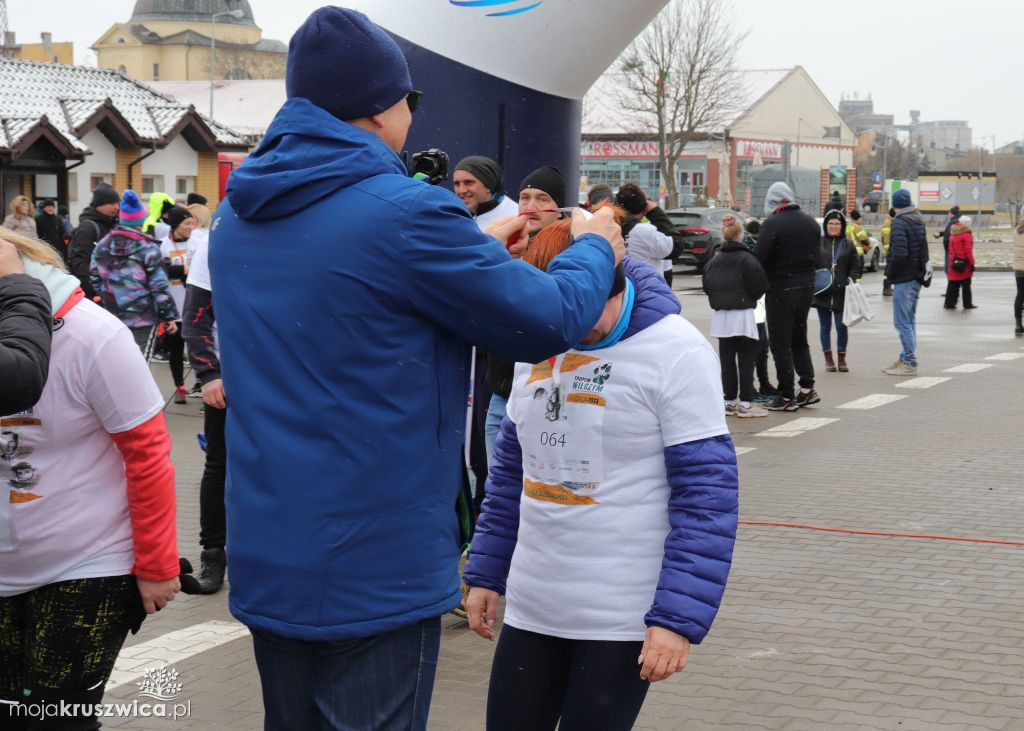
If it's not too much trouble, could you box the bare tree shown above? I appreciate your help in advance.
[616,0,744,208]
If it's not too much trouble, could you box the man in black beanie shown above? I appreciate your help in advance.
[453,155,519,229]
[68,183,120,297]
[33,199,64,259]
[208,8,625,728]
[186,192,208,207]
[518,165,568,236]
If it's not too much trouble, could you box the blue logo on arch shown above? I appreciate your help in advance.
[449,0,544,17]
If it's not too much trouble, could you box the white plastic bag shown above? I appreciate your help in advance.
[842,280,873,327]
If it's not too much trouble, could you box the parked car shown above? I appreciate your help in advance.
[861,190,884,213]
[665,207,752,271]
[814,217,884,272]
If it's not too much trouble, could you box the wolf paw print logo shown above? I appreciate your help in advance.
[592,363,612,386]
[448,0,544,17]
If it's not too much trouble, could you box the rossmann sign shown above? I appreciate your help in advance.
[581,141,710,159]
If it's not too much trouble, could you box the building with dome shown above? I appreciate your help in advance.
[91,0,286,83]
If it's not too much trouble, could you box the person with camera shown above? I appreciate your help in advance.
[944,215,976,310]
[208,8,625,730]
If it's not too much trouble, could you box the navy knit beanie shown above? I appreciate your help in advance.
[286,7,412,121]
[892,188,912,209]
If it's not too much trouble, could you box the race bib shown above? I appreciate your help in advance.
[517,353,612,505]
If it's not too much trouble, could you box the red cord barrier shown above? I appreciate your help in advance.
[738,521,1024,546]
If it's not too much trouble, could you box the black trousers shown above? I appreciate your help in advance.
[756,322,772,389]
[1014,275,1024,319]
[487,625,649,731]
[944,279,973,308]
[765,287,815,398]
[719,335,758,402]
[200,404,227,549]
[165,322,186,387]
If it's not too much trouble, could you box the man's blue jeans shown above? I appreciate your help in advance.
[892,280,922,365]
[251,617,441,730]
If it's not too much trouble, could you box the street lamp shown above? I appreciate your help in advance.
[864,128,893,210]
[210,7,245,120]
[795,118,813,167]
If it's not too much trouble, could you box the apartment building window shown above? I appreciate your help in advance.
[176,176,195,197]
[141,176,165,196]
[90,173,113,190]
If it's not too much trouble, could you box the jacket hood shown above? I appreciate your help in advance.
[103,226,158,257]
[951,222,972,235]
[143,192,175,232]
[895,207,925,225]
[823,209,847,239]
[622,257,680,341]
[765,181,796,212]
[227,97,408,221]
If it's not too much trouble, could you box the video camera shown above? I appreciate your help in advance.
[410,149,450,186]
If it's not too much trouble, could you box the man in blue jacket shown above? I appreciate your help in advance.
[883,188,930,376]
[209,8,624,730]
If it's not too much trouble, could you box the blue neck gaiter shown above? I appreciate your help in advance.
[575,278,635,351]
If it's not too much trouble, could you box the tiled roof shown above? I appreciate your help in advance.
[0,57,247,155]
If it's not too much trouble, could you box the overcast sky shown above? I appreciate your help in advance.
[8,0,1022,148]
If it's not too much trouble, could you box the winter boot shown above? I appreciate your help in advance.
[837,352,849,372]
[195,547,226,595]
[824,351,837,372]
[1016,317,1024,335]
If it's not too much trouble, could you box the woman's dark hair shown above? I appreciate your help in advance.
[745,219,761,235]
[615,183,647,215]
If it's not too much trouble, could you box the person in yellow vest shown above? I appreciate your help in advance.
[846,209,871,257]
[880,207,894,296]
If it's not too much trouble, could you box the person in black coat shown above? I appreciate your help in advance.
[34,200,65,261]
[0,238,51,415]
[68,184,120,300]
[813,210,863,373]
[754,181,822,411]
[703,215,769,417]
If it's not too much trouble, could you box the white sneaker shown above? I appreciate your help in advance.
[883,361,918,376]
[725,401,738,416]
[737,403,769,418]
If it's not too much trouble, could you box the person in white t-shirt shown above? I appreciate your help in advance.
[159,206,196,404]
[463,214,739,731]
[0,228,178,727]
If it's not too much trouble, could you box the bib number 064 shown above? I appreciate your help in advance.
[539,431,566,447]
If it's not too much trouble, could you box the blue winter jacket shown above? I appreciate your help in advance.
[210,98,615,641]
[464,259,739,644]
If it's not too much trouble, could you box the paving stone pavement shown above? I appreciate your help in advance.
[102,270,1024,730]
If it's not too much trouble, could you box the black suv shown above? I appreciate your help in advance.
[666,208,753,271]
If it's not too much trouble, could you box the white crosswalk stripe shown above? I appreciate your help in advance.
[837,394,909,410]
[943,363,994,373]
[895,377,951,389]
[985,352,1024,361]
[755,417,839,438]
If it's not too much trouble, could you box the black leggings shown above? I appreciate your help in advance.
[1015,275,1024,319]
[487,625,649,731]
[200,405,227,549]
[0,575,144,730]
[164,323,185,388]
[719,335,758,402]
